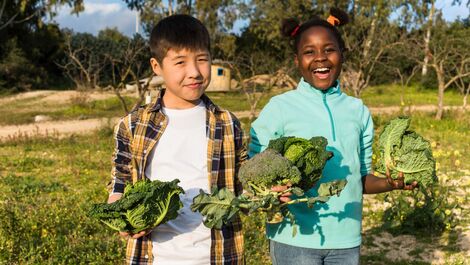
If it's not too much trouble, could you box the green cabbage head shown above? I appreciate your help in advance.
[376,117,437,187]
[89,179,184,234]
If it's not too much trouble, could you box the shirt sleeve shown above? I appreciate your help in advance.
[233,114,248,196]
[359,105,374,176]
[249,98,284,157]
[108,116,133,195]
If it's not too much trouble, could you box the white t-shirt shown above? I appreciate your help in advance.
[145,101,211,265]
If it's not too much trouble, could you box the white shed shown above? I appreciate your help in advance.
[206,61,232,92]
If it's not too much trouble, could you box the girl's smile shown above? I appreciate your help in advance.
[295,26,342,91]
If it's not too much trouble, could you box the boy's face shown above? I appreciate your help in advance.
[295,26,342,91]
[151,48,211,109]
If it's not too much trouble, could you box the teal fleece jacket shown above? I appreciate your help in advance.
[249,78,374,249]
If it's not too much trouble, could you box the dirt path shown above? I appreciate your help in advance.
[0,118,119,141]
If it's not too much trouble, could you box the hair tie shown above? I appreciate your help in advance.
[290,25,300,37]
[327,15,340,26]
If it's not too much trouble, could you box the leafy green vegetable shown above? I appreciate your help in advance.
[191,180,347,231]
[268,136,333,190]
[376,117,437,187]
[191,136,346,235]
[239,149,302,193]
[89,179,184,234]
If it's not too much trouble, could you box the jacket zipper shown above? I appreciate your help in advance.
[322,93,336,142]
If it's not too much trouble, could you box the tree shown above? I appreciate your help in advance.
[0,0,84,92]
[56,31,106,89]
[341,0,405,97]
[227,49,285,121]
[0,0,83,30]
[413,19,470,119]
[455,66,470,111]
[102,32,153,113]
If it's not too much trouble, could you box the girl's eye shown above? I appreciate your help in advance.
[175,61,184,65]
[325,48,336,53]
[198,58,209,62]
[303,50,314,55]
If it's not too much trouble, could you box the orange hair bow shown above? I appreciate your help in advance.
[327,15,340,26]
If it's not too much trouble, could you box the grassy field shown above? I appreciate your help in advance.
[0,89,469,264]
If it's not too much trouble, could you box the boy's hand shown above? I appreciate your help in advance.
[386,167,418,190]
[119,228,153,239]
[271,185,292,203]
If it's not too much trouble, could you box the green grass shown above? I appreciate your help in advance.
[0,129,125,263]
[361,84,463,107]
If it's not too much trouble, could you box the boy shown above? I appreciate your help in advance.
[107,14,247,265]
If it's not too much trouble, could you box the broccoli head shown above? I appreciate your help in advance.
[239,149,301,194]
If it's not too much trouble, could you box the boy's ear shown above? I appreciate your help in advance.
[150,58,162,76]
[294,54,299,67]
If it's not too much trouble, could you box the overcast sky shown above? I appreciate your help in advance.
[52,0,470,37]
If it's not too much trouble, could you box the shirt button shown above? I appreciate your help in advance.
[159,122,163,126]
[144,254,149,259]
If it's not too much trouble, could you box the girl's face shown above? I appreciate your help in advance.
[295,26,342,91]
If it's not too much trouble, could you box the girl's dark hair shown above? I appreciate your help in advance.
[150,14,210,63]
[281,8,349,54]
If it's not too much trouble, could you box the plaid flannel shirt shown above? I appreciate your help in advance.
[108,90,247,265]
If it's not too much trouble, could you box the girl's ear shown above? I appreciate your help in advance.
[294,54,299,67]
[150,58,162,76]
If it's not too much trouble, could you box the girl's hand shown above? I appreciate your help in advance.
[271,184,292,202]
[386,167,418,190]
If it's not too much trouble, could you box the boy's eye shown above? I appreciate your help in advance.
[303,50,314,55]
[175,61,184,65]
[325,48,336,53]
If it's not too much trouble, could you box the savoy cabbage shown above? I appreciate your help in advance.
[376,117,437,187]
[89,179,184,234]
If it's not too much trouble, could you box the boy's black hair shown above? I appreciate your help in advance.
[150,14,210,64]
[281,8,349,54]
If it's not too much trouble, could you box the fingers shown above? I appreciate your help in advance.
[403,181,418,190]
[131,230,147,239]
[119,231,130,238]
[271,185,289,192]
[120,229,152,239]
[279,195,292,203]
[131,229,153,239]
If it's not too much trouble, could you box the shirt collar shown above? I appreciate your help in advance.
[297,78,342,98]
[148,89,221,113]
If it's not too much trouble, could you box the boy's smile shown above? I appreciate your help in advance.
[295,26,342,91]
[151,48,211,109]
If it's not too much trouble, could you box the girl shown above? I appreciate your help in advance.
[249,8,417,265]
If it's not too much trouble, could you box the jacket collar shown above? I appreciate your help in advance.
[148,89,221,113]
[297,78,342,99]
